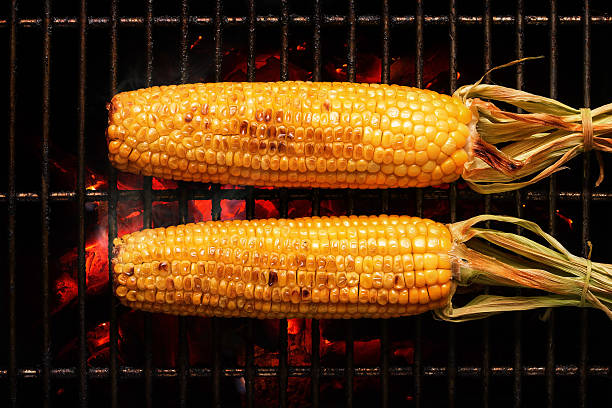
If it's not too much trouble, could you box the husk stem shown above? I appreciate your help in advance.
[435,214,612,322]
[453,58,612,194]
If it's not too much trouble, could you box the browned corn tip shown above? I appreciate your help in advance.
[107,82,472,189]
[112,214,454,319]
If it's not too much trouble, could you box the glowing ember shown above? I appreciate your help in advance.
[87,321,112,365]
[152,177,178,190]
[191,200,213,222]
[556,209,574,229]
[287,319,300,335]
[190,35,203,50]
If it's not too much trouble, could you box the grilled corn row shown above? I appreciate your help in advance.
[107,82,472,188]
[112,215,454,319]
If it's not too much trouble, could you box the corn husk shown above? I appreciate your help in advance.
[454,58,612,193]
[435,214,612,322]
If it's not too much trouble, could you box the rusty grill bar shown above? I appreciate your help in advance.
[3,1,612,408]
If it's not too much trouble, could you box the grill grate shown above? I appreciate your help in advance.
[3,1,612,408]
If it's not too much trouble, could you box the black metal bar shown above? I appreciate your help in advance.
[448,2,458,407]
[312,0,322,82]
[207,186,221,408]
[345,3,356,408]
[108,1,119,408]
[2,189,612,203]
[482,1,492,407]
[379,4,392,407]
[245,3,256,407]
[381,0,390,85]
[278,3,290,407]
[278,196,290,408]
[211,2,224,407]
[580,1,591,408]
[214,0,223,82]
[177,2,190,408]
[7,1,18,406]
[347,0,356,82]
[546,2,558,408]
[5,14,612,28]
[77,1,88,407]
[245,318,255,408]
[380,2,391,407]
[280,0,289,82]
[0,364,609,379]
[244,187,255,408]
[277,189,289,408]
[211,318,221,408]
[41,0,52,406]
[311,2,322,406]
[513,2,525,408]
[141,1,154,406]
[311,317,321,408]
[414,1,424,407]
[247,0,256,81]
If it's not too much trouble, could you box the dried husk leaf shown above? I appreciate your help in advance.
[435,215,612,322]
[454,59,612,193]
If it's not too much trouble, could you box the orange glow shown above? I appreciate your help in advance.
[86,179,105,191]
[555,209,574,229]
[191,200,212,222]
[456,71,461,79]
[296,42,307,51]
[190,35,203,50]
[287,319,300,335]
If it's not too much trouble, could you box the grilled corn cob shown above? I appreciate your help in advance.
[112,215,453,318]
[107,82,472,189]
[107,79,612,193]
[112,214,612,321]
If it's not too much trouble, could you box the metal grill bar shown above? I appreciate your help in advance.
[7,1,17,407]
[244,187,255,408]
[141,0,155,406]
[3,365,608,379]
[448,1,458,407]
[41,0,52,406]
[310,3,322,407]
[4,14,612,28]
[176,3,191,408]
[345,3,356,407]
[245,2,256,408]
[3,190,612,202]
[210,2,224,407]
[278,3,290,408]
[580,2,591,407]
[546,2,558,407]
[108,3,120,408]
[513,2,526,407]
[414,1,424,407]
[380,3,391,407]
[77,1,88,406]
[481,2,492,406]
